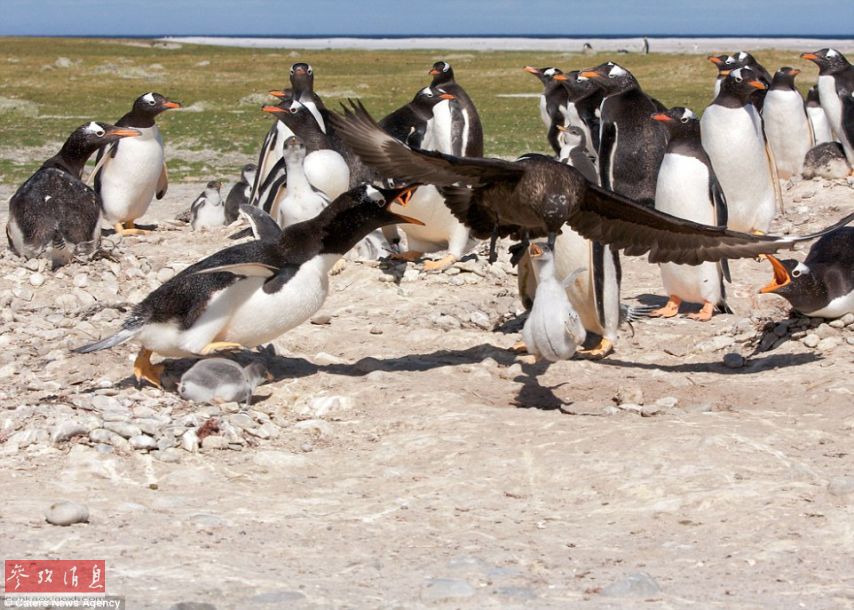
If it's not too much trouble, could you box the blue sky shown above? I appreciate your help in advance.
[2,0,852,36]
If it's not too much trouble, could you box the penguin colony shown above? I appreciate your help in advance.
[4,49,854,395]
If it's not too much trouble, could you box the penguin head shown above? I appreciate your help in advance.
[317,185,425,255]
[760,255,823,312]
[429,61,454,85]
[800,48,849,74]
[132,92,182,117]
[61,121,141,160]
[523,66,567,85]
[241,163,257,184]
[412,86,455,110]
[282,135,307,163]
[577,62,636,92]
[707,54,731,75]
[770,66,800,90]
[651,107,699,136]
[720,67,767,99]
[205,180,222,192]
[556,124,586,150]
[528,242,554,263]
[806,85,821,106]
[289,63,315,93]
[243,361,272,388]
[261,100,317,131]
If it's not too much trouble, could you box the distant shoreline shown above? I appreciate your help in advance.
[160,36,854,53]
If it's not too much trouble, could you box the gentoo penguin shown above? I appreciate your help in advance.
[7,122,140,268]
[288,62,328,133]
[707,54,731,99]
[73,185,422,387]
[649,107,732,321]
[559,70,605,158]
[178,358,271,405]
[578,62,667,207]
[802,142,850,180]
[840,87,854,153]
[762,67,813,178]
[189,181,226,231]
[428,61,484,156]
[92,92,181,235]
[225,163,256,223]
[523,66,570,154]
[806,86,835,145]
[760,227,854,318]
[556,125,598,184]
[238,204,283,242]
[275,136,330,227]
[248,88,293,208]
[710,52,772,107]
[379,87,456,148]
[521,242,587,362]
[701,67,777,234]
[801,48,854,165]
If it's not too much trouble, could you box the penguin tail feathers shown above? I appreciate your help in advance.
[620,304,657,325]
[72,321,142,354]
[716,301,734,315]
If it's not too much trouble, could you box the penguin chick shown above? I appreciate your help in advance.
[225,163,257,223]
[7,122,140,268]
[189,180,225,231]
[760,227,854,319]
[276,136,330,227]
[178,358,271,405]
[556,125,598,184]
[521,242,587,362]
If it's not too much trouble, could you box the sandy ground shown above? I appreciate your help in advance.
[163,36,854,54]
[1,174,853,609]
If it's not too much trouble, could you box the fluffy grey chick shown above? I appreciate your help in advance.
[178,358,270,405]
[521,242,587,361]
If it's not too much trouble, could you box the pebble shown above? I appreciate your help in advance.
[498,363,522,380]
[817,337,839,351]
[88,428,123,446]
[51,420,88,444]
[228,413,256,430]
[129,435,157,451]
[815,324,836,339]
[802,334,820,348]
[73,273,88,288]
[469,311,491,330]
[654,396,679,408]
[12,286,33,302]
[723,353,745,369]
[104,422,141,439]
[201,436,228,450]
[156,267,175,283]
[435,314,461,331]
[421,578,475,601]
[300,395,353,418]
[45,501,89,526]
[615,386,644,406]
[828,477,854,498]
[600,572,661,597]
[829,318,845,329]
[154,448,183,463]
[840,313,854,326]
[310,313,331,325]
[181,429,200,452]
[249,591,306,605]
[29,272,45,287]
[169,603,217,610]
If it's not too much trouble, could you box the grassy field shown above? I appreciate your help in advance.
[0,37,822,184]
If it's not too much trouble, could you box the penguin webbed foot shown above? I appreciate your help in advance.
[687,302,715,322]
[200,342,244,356]
[577,337,614,360]
[390,250,424,263]
[649,297,681,318]
[133,348,164,389]
[423,254,457,272]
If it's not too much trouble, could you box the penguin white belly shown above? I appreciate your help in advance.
[655,154,722,304]
[304,150,350,199]
[806,291,854,318]
[430,100,454,155]
[522,279,584,361]
[807,106,834,144]
[551,229,606,337]
[278,188,327,227]
[461,108,471,156]
[564,103,597,159]
[763,90,811,177]
[701,106,775,233]
[99,126,164,224]
[538,95,550,129]
[220,254,337,347]
[191,204,226,231]
[391,186,467,254]
[817,75,844,141]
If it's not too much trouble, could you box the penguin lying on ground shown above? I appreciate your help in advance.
[7,122,140,268]
[72,185,422,387]
[521,242,587,362]
[762,67,813,179]
[91,92,181,236]
[802,142,850,180]
[178,358,271,405]
[760,227,854,319]
[189,181,225,231]
[650,107,732,322]
[225,163,256,224]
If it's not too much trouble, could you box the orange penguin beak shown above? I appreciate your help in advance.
[579,70,601,79]
[439,93,456,100]
[523,66,541,75]
[748,79,768,90]
[107,127,142,137]
[394,187,417,207]
[261,105,284,114]
[429,68,440,75]
[529,243,543,258]
[162,101,182,109]
[800,52,818,61]
[553,73,568,81]
[707,55,723,64]
[269,90,288,98]
[651,112,673,122]
[759,255,792,293]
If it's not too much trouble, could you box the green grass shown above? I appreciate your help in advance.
[0,37,821,183]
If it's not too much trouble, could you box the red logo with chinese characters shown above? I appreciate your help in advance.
[4,560,106,593]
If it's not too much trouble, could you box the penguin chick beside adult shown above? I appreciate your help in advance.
[523,66,570,154]
[189,180,225,231]
[275,136,330,228]
[701,67,777,234]
[760,227,854,318]
[7,122,140,268]
[379,87,456,148]
[72,185,422,387]
[225,163,256,223]
[650,107,732,321]
[806,86,834,145]
[521,242,587,362]
[92,92,181,235]
[801,48,854,165]
[762,67,813,178]
[178,358,271,405]
[556,125,598,184]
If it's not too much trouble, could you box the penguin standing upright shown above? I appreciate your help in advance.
[838,86,854,153]
[379,87,456,148]
[73,185,422,388]
[189,181,225,231]
[707,54,731,99]
[559,70,604,158]
[649,107,732,321]
[701,68,777,234]
[249,88,293,208]
[762,67,813,178]
[578,62,667,207]
[225,163,256,224]
[801,48,854,165]
[523,66,570,154]
[7,122,140,268]
[806,86,835,145]
[428,61,484,157]
[92,92,181,235]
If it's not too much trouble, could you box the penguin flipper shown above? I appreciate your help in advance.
[561,267,587,289]
[156,163,168,199]
[89,143,115,190]
[598,122,616,189]
[239,204,282,242]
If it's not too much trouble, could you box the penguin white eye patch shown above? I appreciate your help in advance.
[85,121,105,136]
[142,92,156,105]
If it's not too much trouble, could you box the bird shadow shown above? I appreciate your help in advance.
[597,351,820,374]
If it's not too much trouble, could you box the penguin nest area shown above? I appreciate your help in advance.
[2,38,854,607]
